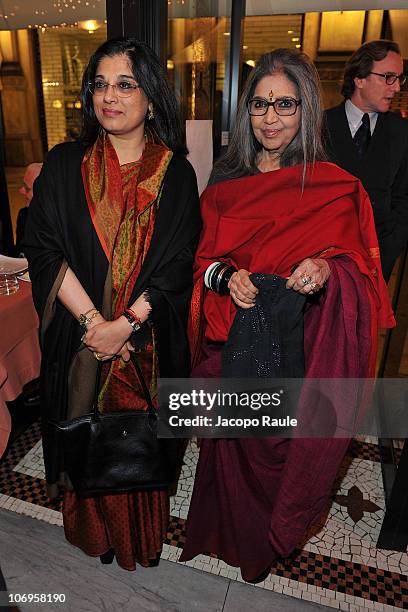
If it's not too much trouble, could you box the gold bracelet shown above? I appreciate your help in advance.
[83,307,99,317]
[78,310,100,328]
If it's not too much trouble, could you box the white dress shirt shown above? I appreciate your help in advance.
[345,99,378,138]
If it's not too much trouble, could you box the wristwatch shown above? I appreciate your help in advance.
[122,310,141,333]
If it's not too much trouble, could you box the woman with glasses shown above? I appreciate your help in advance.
[180,48,394,582]
[24,37,200,570]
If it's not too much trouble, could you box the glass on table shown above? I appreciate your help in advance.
[0,272,19,295]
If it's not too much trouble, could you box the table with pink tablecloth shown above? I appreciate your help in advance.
[0,282,41,457]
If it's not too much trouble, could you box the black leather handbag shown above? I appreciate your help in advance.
[53,354,178,495]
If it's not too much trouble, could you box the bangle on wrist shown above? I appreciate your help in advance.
[214,264,228,293]
[204,262,222,289]
[125,308,142,327]
[84,307,98,317]
[206,262,225,292]
[219,266,236,295]
[205,262,237,295]
[122,309,141,333]
[78,309,100,329]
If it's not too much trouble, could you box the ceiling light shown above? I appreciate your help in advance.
[78,19,101,33]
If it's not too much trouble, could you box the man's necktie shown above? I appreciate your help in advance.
[353,113,371,159]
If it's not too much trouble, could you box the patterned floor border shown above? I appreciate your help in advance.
[1,421,407,611]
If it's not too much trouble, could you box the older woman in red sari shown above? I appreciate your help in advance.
[181,48,394,582]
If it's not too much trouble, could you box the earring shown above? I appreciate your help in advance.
[147,106,154,120]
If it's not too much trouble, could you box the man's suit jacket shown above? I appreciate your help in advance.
[324,102,408,280]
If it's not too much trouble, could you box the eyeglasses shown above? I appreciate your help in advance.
[247,96,301,116]
[88,79,141,97]
[369,72,407,86]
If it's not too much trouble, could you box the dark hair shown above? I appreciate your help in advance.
[79,37,187,154]
[212,48,326,183]
[341,39,401,98]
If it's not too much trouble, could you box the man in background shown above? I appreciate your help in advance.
[15,162,42,256]
[325,40,408,281]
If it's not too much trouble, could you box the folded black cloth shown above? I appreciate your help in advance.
[222,273,305,378]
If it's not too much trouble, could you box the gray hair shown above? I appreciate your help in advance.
[212,48,326,184]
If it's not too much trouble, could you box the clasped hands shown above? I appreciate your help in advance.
[228,258,331,309]
[82,316,134,362]
[82,295,151,361]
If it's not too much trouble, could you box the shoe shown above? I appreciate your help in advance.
[246,566,271,584]
[99,549,115,564]
[23,393,40,408]
[22,379,40,407]
[148,554,161,567]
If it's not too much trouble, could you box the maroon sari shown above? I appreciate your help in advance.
[181,163,394,581]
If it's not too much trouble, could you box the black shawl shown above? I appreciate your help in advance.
[24,141,201,483]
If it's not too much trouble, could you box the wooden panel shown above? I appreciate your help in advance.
[319,11,365,52]
[389,10,408,59]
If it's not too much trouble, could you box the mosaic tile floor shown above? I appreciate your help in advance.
[1,422,407,611]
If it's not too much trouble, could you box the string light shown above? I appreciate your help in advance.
[37,21,88,31]
[53,0,102,10]
[31,15,105,32]
[3,0,104,30]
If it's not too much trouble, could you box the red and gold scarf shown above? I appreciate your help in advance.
[82,132,172,411]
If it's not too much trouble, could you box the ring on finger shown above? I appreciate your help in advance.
[301,275,312,286]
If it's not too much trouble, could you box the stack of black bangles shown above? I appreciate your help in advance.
[205,262,237,295]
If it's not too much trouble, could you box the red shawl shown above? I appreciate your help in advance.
[189,162,394,372]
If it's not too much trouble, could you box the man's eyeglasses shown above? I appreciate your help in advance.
[88,79,141,97]
[247,96,301,117]
[369,72,407,86]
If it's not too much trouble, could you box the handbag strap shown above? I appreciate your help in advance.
[92,353,156,418]
[130,352,156,414]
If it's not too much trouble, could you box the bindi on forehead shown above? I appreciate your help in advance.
[268,90,274,101]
